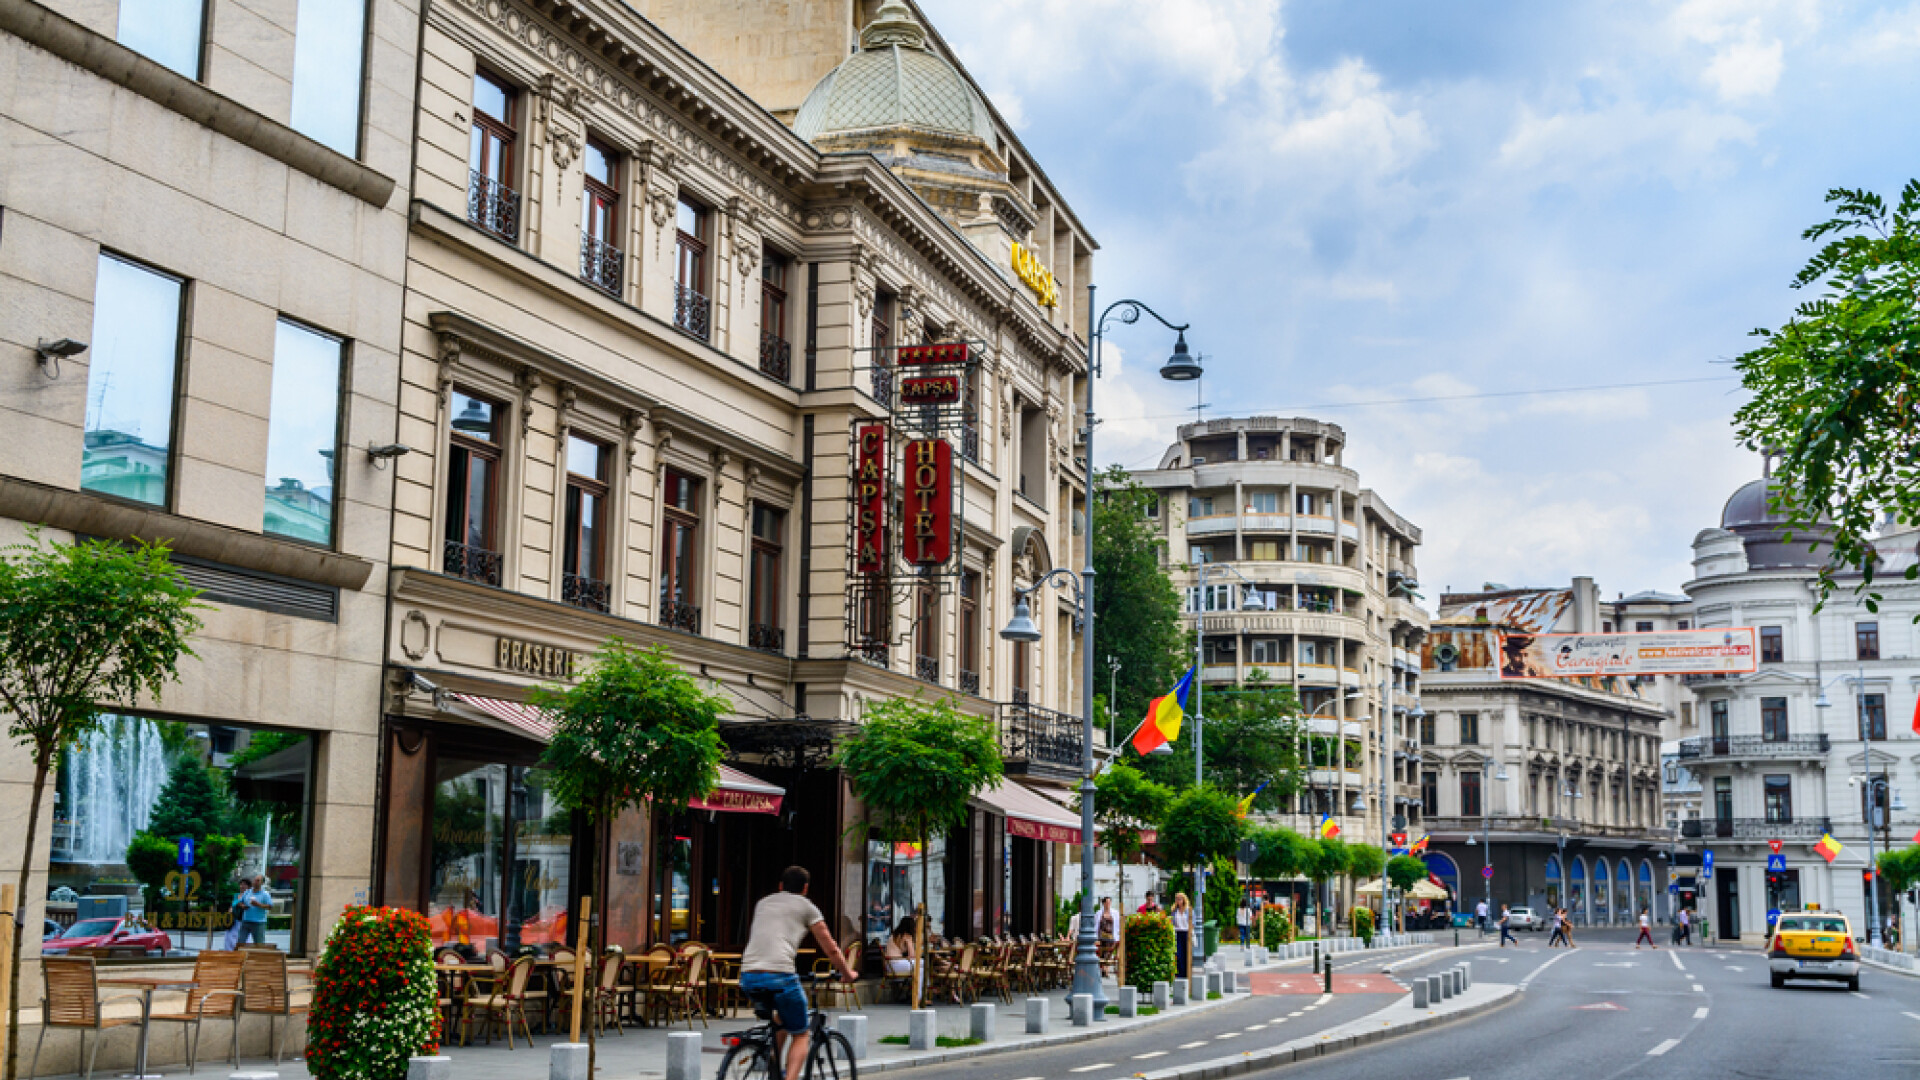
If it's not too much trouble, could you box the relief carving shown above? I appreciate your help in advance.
[517,367,542,436]
[435,333,462,409]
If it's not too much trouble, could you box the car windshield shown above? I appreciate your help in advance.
[59,919,120,938]
[1778,917,1848,933]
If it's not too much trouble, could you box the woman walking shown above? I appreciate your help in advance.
[1547,908,1569,948]
[1635,907,1658,949]
[1560,908,1578,949]
[1171,893,1193,977]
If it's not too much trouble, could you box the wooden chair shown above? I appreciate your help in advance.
[547,949,577,1034]
[240,949,312,1065]
[590,949,632,1036]
[434,951,469,1045]
[459,955,542,1049]
[150,950,246,1073]
[811,942,862,1011]
[708,954,745,1018]
[642,947,708,1030]
[930,943,977,1004]
[30,957,144,1080]
[974,942,1013,1004]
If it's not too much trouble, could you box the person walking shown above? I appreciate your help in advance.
[1635,907,1657,949]
[1236,898,1253,947]
[1546,907,1569,948]
[1475,898,1490,934]
[1097,897,1120,944]
[234,875,272,945]
[1677,906,1692,946]
[1497,904,1518,947]
[1560,908,1578,949]
[1170,893,1193,977]
[739,866,857,1080]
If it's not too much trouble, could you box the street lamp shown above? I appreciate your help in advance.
[1848,774,1905,947]
[1107,654,1122,745]
[999,289,1193,1016]
[1461,758,1511,930]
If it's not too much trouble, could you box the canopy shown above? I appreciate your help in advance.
[1354,877,1449,900]
[971,779,1082,844]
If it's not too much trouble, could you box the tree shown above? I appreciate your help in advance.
[147,753,235,839]
[0,534,203,1079]
[1733,182,1920,612]
[1303,838,1349,931]
[1385,854,1429,892]
[1136,673,1303,803]
[1158,786,1244,873]
[1878,845,1920,895]
[1345,843,1386,884]
[1092,466,1187,725]
[835,694,1002,1006]
[1250,826,1313,879]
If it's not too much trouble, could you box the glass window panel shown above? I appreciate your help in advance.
[566,435,605,481]
[472,71,510,125]
[676,198,701,237]
[118,0,204,79]
[289,0,367,156]
[508,768,570,951]
[450,393,497,443]
[263,319,343,544]
[430,760,507,957]
[584,140,612,186]
[83,254,184,507]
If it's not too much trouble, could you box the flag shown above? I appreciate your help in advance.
[1234,782,1270,819]
[1132,668,1194,755]
[1912,692,1920,736]
[1319,814,1341,840]
[1409,834,1429,855]
[1814,834,1843,863]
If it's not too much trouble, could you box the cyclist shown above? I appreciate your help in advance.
[740,866,856,1080]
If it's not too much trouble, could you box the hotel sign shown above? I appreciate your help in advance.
[902,438,953,565]
[900,375,962,405]
[1009,242,1059,308]
[496,636,580,679]
[855,424,888,575]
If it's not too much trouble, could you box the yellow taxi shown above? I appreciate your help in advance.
[1767,911,1859,990]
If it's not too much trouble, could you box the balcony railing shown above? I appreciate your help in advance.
[444,540,503,586]
[674,283,711,340]
[467,171,521,243]
[759,333,792,383]
[659,599,701,634]
[960,423,980,463]
[749,622,784,655]
[959,670,980,696]
[562,572,610,613]
[872,364,894,408]
[916,655,940,684]
[1010,686,1030,705]
[1682,817,1832,840]
[580,235,623,295]
[1676,734,1830,761]
[999,701,1082,775]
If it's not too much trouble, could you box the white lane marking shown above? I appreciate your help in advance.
[1648,1039,1682,1056]
[1302,1005,1319,1011]
[1670,952,1686,971]
[1692,984,1704,992]
[1179,1041,1209,1050]
[1068,1065,1112,1073]
[1245,1023,1267,1031]
[1317,993,1334,1003]
[1132,1052,1167,1060]
[1694,1007,1709,1020]
[1726,965,1744,972]
[1215,1032,1240,1040]
[1518,948,1573,989]
[1852,992,1871,999]
[1288,1011,1304,1017]
[1595,962,1637,968]
[1904,1011,1920,1021]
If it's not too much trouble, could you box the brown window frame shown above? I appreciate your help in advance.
[659,467,702,630]
[1860,692,1887,741]
[748,503,784,652]
[444,389,505,584]
[581,138,619,244]
[1760,625,1783,664]
[1760,696,1788,742]
[1459,769,1482,817]
[959,570,980,692]
[914,581,940,681]
[675,197,708,294]
[470,70,516,182]
[1856,621,1880,661]
[761,251,789,343]
[562,435,611,609]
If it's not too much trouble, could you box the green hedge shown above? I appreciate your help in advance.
[1260,910,1295,947]
[1351,906,1375,945]
[1123,910,1175,991]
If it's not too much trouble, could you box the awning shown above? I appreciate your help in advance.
[446,692,784,815]
[973,779,1082,844]
[1354,877,1450,899]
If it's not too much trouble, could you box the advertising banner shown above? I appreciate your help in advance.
[1497,627,1758,679]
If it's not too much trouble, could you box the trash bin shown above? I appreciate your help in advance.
[1202,920,1220,957]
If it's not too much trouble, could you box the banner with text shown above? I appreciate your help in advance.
[1496,627,1757,679]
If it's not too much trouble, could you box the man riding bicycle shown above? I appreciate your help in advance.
[740,866,857,1080]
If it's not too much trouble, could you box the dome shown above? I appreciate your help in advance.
[1720,478,1785,529]
[1718,476,1832,570]
[791,1,996,147]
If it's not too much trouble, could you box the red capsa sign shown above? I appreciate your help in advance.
[689,789,782,815]
[900,375,961,405]
[902,438,952,565]
[855,425,888,574]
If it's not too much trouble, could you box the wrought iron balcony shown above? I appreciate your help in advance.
[872,364,894,409]
[659,599,701,634]
[916,655,940,684]
[467,171,521,243]
[1010,686,1030,705]
[959,670,980,696]
[749,622,785,655]
[580,235,623,295]
[760,333,792,383]
[999,700,1082,778]
[443,540,503,586]
[1676,733,1830,761]
[562,572,610,613]
[674,283,711,340]
[1682,817,1832,841]
[960,423,980,463]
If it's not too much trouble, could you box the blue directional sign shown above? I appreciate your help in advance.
[176,835,195,869]
[1702,850,1714,878]
[1766,853,1787,873]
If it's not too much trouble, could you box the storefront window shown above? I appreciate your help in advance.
[50,714,313,958]
[864,838,948,945]
[653,829,694,946]
[430,761,571,957]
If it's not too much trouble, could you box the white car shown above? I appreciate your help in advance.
[1504,907,1541,931]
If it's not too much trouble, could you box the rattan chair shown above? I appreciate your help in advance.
[240,949,312,1065]
[30,956,144,1080]
[149,950,246,1073]
[810,942,863,1010]
[642,947,708,1030]
[459,955,541,1049]
[930,942,977,1004]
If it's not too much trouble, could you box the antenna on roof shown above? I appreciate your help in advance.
[1187,363,1210,424]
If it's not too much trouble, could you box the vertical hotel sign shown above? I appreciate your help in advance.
[902,438,953,564]
[855,425,888,574]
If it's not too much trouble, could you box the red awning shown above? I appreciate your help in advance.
[972,779,1082,845]
[446,692,784,814]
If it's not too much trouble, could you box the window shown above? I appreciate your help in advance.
[1710,699,1728,739]
[468,71,520,241]
[1678,620,1690,630]
[1761,697,1788,742]
[914,583,939,682]
[1187,496,1214,517]
[1458,712,1479,745]
[1460,770,1482,817]
[1298,640,1319,665]
[1421,771,1439,816]
[1760,626,1783,664]
[561,436,610,612]
[659,468,702,632]
[1420,713,1435,746]
[579,138,622,294]
[1247,491,1279,514]
[673,198,711,339]
[747,505,785,653]
[1602,621,1612,632]
[1011,639,1030,702]
[1859,693,1887,741]
[1713,776,1732,821]
[1635,621,1654,633]
[290,0,367,155]
[759,250,791,381]
[1249,638,1280,664]
[83,254,185,508]
[1856,622,1880,661]
[263,319,343,545]
[1763,775,1793,824]
[870,292,895,405]
[1295,492,1315,515]
[444,391,504,585]
[431,761,570,955]
[1190,545,1212,564]
[959,571,980,693]
[1248,540,1279,561]
[118,0,204,79]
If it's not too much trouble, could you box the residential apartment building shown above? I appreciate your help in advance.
[1130,417,1428,847]
[1419,580,1673,925]
[1680,470,1919,944]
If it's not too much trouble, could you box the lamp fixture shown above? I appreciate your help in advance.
[34,337,87,379]
[998,597,1042,643]
[1159,331,1201,381]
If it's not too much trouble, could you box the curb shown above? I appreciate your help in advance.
[1860,953,1920,980]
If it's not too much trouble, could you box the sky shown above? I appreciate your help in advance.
[920,0,1920,603]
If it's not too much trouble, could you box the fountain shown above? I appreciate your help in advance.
[56,714,169,865]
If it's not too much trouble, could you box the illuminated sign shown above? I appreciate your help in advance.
[901,438,953,565]
[1010,242,1059,308]
[897,342,970,366]
[855,425,888,575]
[901,375,962,405]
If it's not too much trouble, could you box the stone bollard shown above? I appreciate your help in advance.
[1461,961,1471,990]
[549,1044,588,1080]
[1453,968,1465,996]
[1071,993,1094,1027]
[1190,975,1207,1001]
[1171,977,1188,1005]
[666,1033,701,1080]
[1412,978,1429,1008]
[407,1059,450,1080]
[1153,981,1171,1011]
[836,1015,869,1060]
[1222,970,1238,994]
[1024,997,1050,1034]
[969,1002,995,1042]
[1245,947,1255,967]
[910,1009,937,1050]
[1206,971,1222,997]
[1119,985,1139,1018]
[1429,973,1446,1001]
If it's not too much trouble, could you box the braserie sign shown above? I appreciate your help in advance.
[901,375,961,405]
[855,425,888,575]
[902,438,953,565]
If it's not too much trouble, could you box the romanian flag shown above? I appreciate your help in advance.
[1814,833,1844,864]
[1319,815,1341,840]
[1234,782,1270,819]
[1132,668,1194,755]
[1409,834,1429,855]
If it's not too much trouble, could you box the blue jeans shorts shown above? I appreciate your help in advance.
[237,920,268,944]
[739,970,808,1032]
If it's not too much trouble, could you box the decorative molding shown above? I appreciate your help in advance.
[556,381,579,443]
[435,332,462,409]
[517,367,542,437]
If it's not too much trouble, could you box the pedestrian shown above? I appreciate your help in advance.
[1677,906,1692,946]
[1635,907,1657,949]
[234,874,272,946]
[739,866,858,1079]
[1546,907,1568,948]
[1236,898,1253,945]
[1498,904,1518,947]
[1171,892,1193,977]
[1475,897,1490,934]
[1138,893,1162,915]
[883,915,923,1002]
[1561,908,1577,949]
[1097,897,1120,945]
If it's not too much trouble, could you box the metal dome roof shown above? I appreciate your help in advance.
[1720,478,1784,529]
[1719,477,1832,569]
[791,1,995,147]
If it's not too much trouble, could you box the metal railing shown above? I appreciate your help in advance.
[960,423,980,463]
[1682,817,1832,840]
[580,235,623,295]
[467,171,521,243]
[915,655,940,684]
[872,364,894,408]
[674,283,711,340]
[998,701,1082,772]
[443,540,503,586]
[749,622,785,655]
[659,599,701,634]
[562,572,610,613]
[959,670,980,696]
[759,333,792,382]
[1676,733,1830,760]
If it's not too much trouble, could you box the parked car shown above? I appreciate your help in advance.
[42,916,171,957]
[1505,907,1541,931]
[1768,911,1859,990]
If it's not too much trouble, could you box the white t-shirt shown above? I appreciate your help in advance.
[1678,910,1690,926]
[1639,912,1650,928]
[741,890,826,973]
[1476,901,1489,919]
[1171,909,1191,932]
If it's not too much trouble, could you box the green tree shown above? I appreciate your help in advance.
[1085,764,1171,907]
[835,694,1002,1006]
[1345,843,1386,884]
[1733,182,1920,612]
[147,754,235,839]
[1158,786,1245,872]
[0,534,203,1079]
[1092,466,1187,726]
[1303,838,1349,932]
[1137,674,1303,804]
[1385,854,1429,893]
[1877,845,1920,894]
[1250,825,1314,881]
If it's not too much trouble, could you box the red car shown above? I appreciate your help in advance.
[43,917,172,957]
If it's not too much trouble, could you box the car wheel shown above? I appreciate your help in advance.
[1847,977,1859,992]
[1770,973,1785,988]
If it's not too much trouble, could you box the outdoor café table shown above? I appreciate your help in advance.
[98,975,197,1079]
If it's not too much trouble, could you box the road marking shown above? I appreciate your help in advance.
[1595,962,1637,968]
[1302,1005,1319,1011]
[1518,948,1572,989]
[1288,1011,1304,1017]
[1852,992,1871,999]
[1904,1011,1920,1021]
[1648,1039,1681,1056]
[1132,1052,1167,1060]
[1692,984,1704,992]
[1179,1041,1208,1050]
[1670,952,1685,971]
[1068,1065,1112,1073]
[1693,1007,1709,1020]
[1726,965,1744,972]
[1245,1023,1267,1031]
[1216,1032,1240,1040]
[1317,993,1334,1003]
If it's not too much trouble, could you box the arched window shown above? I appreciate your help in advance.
[1594,858,1613,924]
[1544,854,1562,912]
[1570,856,1588,925]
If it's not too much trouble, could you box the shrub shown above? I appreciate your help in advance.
[307,906,439,1080]
[1351,906,1375,945]
[1260,910,1295,948]
[1123,910,1175,991]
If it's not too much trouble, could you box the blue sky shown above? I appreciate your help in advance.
[922,0,1920,600]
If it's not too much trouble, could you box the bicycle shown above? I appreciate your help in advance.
[717,975,857,1080]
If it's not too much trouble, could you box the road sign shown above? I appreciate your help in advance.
[1392,814,1408,831]
[176,836,194,869]
[1239,839,1260,864]
[1702,850,1714,878]
[1669,883,1679,894]
[1766,853,1787,873]
[1391,832,1407,848]
[1482,866,1494,880]
[1768,838,1783,854]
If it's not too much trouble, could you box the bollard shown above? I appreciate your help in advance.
[1223,970,1238,994]
[1071,993,1094,1027]
[1461,962,1471,990]
[910,1009,937,1050]
[1189,975,1207,1001]
[969,1002,995,1042]
[1429,973,1446,1001]
[1245,947,1255,968]
[666,1033,701,1080]
[1323,956,1333,994]
[836,1015,869,1060]
[549,1044,588,1080]
[407,1059,450,1080]
[1313,941,1321,973]
[1119,985,1139,1018]
[1153,980,1171,1011]
[1171,976,1188,1005]
[1025,997,1050,1034]
[1453,968,1465,996]
[1206,971,1222,997]
[1412,979,1429,1008]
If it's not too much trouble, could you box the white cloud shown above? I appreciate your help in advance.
[1701,35,1784,99]
[1497,100,1756,188]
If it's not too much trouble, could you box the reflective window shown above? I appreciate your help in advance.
[118,0,204,80]
[264,319,343,544]
[83,254,185,507]
[289,0,367,156]
[430,762,572,957]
